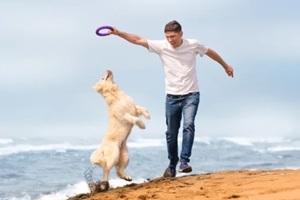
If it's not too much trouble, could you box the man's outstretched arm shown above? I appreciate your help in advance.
[109,28,149,49]
[206,48,234,77]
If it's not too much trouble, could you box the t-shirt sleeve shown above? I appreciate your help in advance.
[148,40,164,54]
[196,41,209,57]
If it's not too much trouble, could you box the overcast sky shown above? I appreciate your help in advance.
[1,0,299,140]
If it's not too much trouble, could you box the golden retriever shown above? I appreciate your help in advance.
[89,70,150,191]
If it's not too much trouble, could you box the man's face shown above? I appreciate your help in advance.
[165,31,183,48]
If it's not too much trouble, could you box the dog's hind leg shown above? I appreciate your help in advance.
[98,150,118,193]
[90,148,105,168]
[115,143,132,181]
[135,106,150,120]
[89,148,110,192]
[101,145,120,182]
[124,113,146,129]
[90,145,119,182]
[101,166,110,182]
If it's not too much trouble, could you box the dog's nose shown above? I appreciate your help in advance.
[107,70,112,76]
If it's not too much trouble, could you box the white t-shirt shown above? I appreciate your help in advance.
[148,38,208,95]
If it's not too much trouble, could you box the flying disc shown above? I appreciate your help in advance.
[95,26,114,36]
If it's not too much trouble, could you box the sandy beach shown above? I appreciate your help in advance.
[68,169,300,200]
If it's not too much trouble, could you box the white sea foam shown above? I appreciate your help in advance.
[267,146,300,152]
[109,178,148,188]
[0,194,31,200]
[37,181,89,200]
[0,138,166,156]
[193,136,289,146]
[0,138,13,145]
[0,143,98,156]
[128,138,164,148]
[194,137,212,144]
[0,137,297,156]
[37,178,147,200]
[220,137,288,146]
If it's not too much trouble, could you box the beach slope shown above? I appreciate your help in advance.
[69,169,300,200]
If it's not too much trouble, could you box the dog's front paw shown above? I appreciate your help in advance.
[98,181,110,192]
[136,120,145,129]
[90,181,110,194]
[143,111,151,120]
[123,176,132,181]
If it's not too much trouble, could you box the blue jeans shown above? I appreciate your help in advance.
[165,92,200,165]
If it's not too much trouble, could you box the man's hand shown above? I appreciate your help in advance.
[225,65,234,78]
[108,27,119,35]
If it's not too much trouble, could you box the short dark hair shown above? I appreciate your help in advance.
[164,20,182,33]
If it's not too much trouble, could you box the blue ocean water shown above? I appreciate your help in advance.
[1,136,300,200]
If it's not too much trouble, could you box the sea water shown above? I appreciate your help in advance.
[1,136,300,200]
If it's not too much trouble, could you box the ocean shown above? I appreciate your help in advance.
[1,136,300,200]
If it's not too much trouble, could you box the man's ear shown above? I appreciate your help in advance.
[179,31,183,37]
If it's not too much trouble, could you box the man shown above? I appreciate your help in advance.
[109,20,234,177]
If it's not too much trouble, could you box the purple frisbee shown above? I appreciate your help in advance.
[95,26,114,36]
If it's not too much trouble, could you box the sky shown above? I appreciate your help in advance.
[1,0,299,140]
